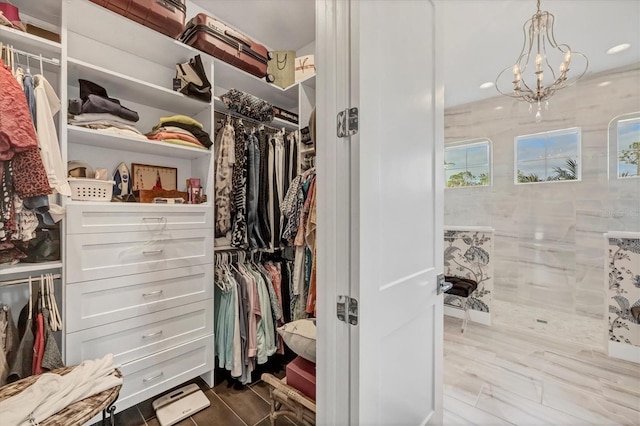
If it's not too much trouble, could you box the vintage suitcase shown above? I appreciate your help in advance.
[181,14,273,81]
[89,0,186,39]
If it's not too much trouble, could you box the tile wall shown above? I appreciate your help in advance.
[444,64,640,338]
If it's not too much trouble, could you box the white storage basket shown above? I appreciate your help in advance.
[68,178,115,201]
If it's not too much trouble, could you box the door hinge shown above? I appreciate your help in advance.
[337,107,358,138]
[437,273,452,295]
[337,295,358,325]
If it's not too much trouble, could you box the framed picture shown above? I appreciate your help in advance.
[131,163,178,191]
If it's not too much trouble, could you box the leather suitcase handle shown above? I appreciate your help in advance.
[224,29,251,48]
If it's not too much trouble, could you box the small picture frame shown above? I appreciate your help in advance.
[131,163,178,191]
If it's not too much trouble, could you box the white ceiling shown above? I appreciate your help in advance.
[441,0,640,107]
[191,0,638,108]
[191,0,315,52]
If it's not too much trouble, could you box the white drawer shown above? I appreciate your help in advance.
[66,203,212,234]
[66,229,213,283]
[65,300,213,366]
[114,335,214,413]
[66,265,213,332]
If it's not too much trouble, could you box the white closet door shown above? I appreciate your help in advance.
[328,0,445,424]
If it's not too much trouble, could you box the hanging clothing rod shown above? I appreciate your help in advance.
[2,46,60,66]
[214,108,298,132]
[0,273,61,288]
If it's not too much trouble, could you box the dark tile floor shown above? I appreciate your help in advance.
[105,360,300,426]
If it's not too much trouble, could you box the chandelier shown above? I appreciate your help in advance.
[496,0,588,122]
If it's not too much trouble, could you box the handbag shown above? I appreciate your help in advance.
[175,55,212,102]
[295,54,316,82]
[267,50,295,89]
[20,228,61,263]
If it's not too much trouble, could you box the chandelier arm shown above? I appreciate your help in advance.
[545,12,562,50]
[542,34,558,84]
[521,16,536,72]
[557,51,590,89]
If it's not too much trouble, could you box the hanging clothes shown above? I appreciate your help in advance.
[34,75,71,196]
[8,300,35,382]
[214,123,236,238]
[22,74,36,124]
[230,120,248,248]
[246,132,266,248]
[214,253,293,384]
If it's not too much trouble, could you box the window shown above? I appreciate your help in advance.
[616,116,640,178]
[445,139,491,188]
[515,127,581,184]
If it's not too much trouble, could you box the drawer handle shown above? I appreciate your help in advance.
[142,290,163,297]
[142,249,164,255]
[142,330,163,339]
[142,217,166,221]
[143,372,164,383]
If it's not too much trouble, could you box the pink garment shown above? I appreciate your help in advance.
[147,131,203,147]
[244,270,259,359]
[32,313,45,375]
[264,263,284,322]
[0,61,39,160]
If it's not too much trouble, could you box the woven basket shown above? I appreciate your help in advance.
[68,178,115,201]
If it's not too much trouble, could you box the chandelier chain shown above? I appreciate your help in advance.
[536,0,540,13]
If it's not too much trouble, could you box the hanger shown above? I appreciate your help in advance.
[45,274,61,331]
[28,276,33,320]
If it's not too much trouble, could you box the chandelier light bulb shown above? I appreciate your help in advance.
[495,0,588,122]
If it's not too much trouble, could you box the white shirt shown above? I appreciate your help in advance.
[34,75,72,196]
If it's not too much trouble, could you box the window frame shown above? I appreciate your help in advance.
[612,114,640,180]
[444,138,492,189]
[514,127,582,185]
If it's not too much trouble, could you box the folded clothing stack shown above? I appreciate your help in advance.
[146,115,213,150]
[68,79,144,139]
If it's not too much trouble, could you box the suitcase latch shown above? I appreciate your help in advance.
[337,107,358,138]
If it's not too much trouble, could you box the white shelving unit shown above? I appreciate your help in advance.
[0,262,64,277]
[67,125,211,160]
[0,25,61,59]
[2,0,317,417]
[67,57,210,117]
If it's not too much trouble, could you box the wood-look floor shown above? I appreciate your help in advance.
[105,316,640,425]
[443,316,640,425]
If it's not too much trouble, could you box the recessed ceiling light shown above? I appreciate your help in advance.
[494,106,504,110]
[480,81,495,89]
[607,43,631,54]
[598,81,612,87]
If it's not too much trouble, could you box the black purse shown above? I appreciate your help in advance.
[21,228,61,263]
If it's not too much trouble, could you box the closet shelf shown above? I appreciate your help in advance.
[67,125,212,160]
[0,261,63,277]
[67,58,210,116]
[213,59,299,111]
[64,200,212,208]
[0,25,61,60]
[66,0,201,69]
[213,97,299,131]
